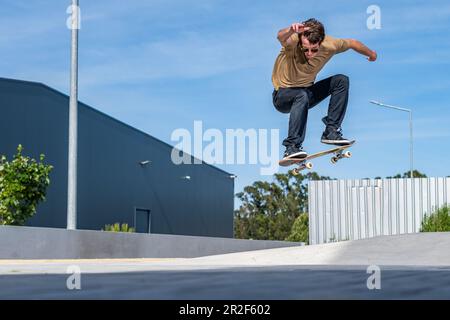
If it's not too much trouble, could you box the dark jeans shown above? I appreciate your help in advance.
[272,74,349,148]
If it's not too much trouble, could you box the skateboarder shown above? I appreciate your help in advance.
[272,18,377,160]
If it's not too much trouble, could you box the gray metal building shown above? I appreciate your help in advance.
[0,78,234,237]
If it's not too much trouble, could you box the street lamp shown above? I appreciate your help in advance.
[67,0,80,230]
[370,100,414,179]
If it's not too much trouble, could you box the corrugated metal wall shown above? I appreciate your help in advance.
[308,178,450,244]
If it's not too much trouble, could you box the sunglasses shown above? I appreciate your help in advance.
[301,47,319,53]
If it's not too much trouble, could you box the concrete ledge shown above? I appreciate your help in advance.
[0,226,302,259]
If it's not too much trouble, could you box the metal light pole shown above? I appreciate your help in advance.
[370,100,414,179]
[67,0,80,230]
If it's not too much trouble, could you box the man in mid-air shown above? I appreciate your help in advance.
[272,18,377,160]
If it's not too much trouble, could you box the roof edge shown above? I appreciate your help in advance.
[0,77,234,177]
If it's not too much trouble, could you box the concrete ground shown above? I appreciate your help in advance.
[1,233,450,299]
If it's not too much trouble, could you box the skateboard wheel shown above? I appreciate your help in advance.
[331,156,338,164]
[343,151,352,158]
[292,168,299,176]
[305,162,313,169]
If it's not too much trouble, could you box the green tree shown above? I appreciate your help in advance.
[286,213,309,243]
[420,205,450,232]
[234,171,330,241]
[0,145,53,225]
[387,170,427,179]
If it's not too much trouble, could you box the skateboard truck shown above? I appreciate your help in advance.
[330,150,352,164]
[294,161,314,174]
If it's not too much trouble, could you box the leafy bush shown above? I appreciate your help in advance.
[103,223,135,233]
[420,205,450,232]
[0,145,53,225]
[286,213,309,244]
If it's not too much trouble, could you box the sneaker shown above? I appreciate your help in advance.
[283,146,307,159]
[321,128,353,145]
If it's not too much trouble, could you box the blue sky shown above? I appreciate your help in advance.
[1,0,450,208]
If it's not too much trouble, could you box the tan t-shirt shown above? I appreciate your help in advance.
[271,34,351,90]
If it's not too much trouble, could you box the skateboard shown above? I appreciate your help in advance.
[279,141,355,175]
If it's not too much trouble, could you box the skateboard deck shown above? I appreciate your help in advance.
[279,141,355,175]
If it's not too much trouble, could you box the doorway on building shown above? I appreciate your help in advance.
[134,208,151,234]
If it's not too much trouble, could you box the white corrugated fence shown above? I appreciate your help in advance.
[308,178,450,245]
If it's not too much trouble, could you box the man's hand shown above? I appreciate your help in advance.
[277,23,310,47]
[368,50,377,62]
[290,23,310,34]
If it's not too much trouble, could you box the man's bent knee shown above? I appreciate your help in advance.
[333,74,349,88]
[293,90,310,107]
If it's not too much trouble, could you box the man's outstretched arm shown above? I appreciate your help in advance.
[348,39,377,61]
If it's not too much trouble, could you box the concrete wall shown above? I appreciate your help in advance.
[0,78,234,237]
[0,226,303,259]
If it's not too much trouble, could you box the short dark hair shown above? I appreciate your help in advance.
[302,18,325,44]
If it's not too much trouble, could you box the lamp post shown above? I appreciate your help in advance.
[370,100,414,179]
[67,0,80,230]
